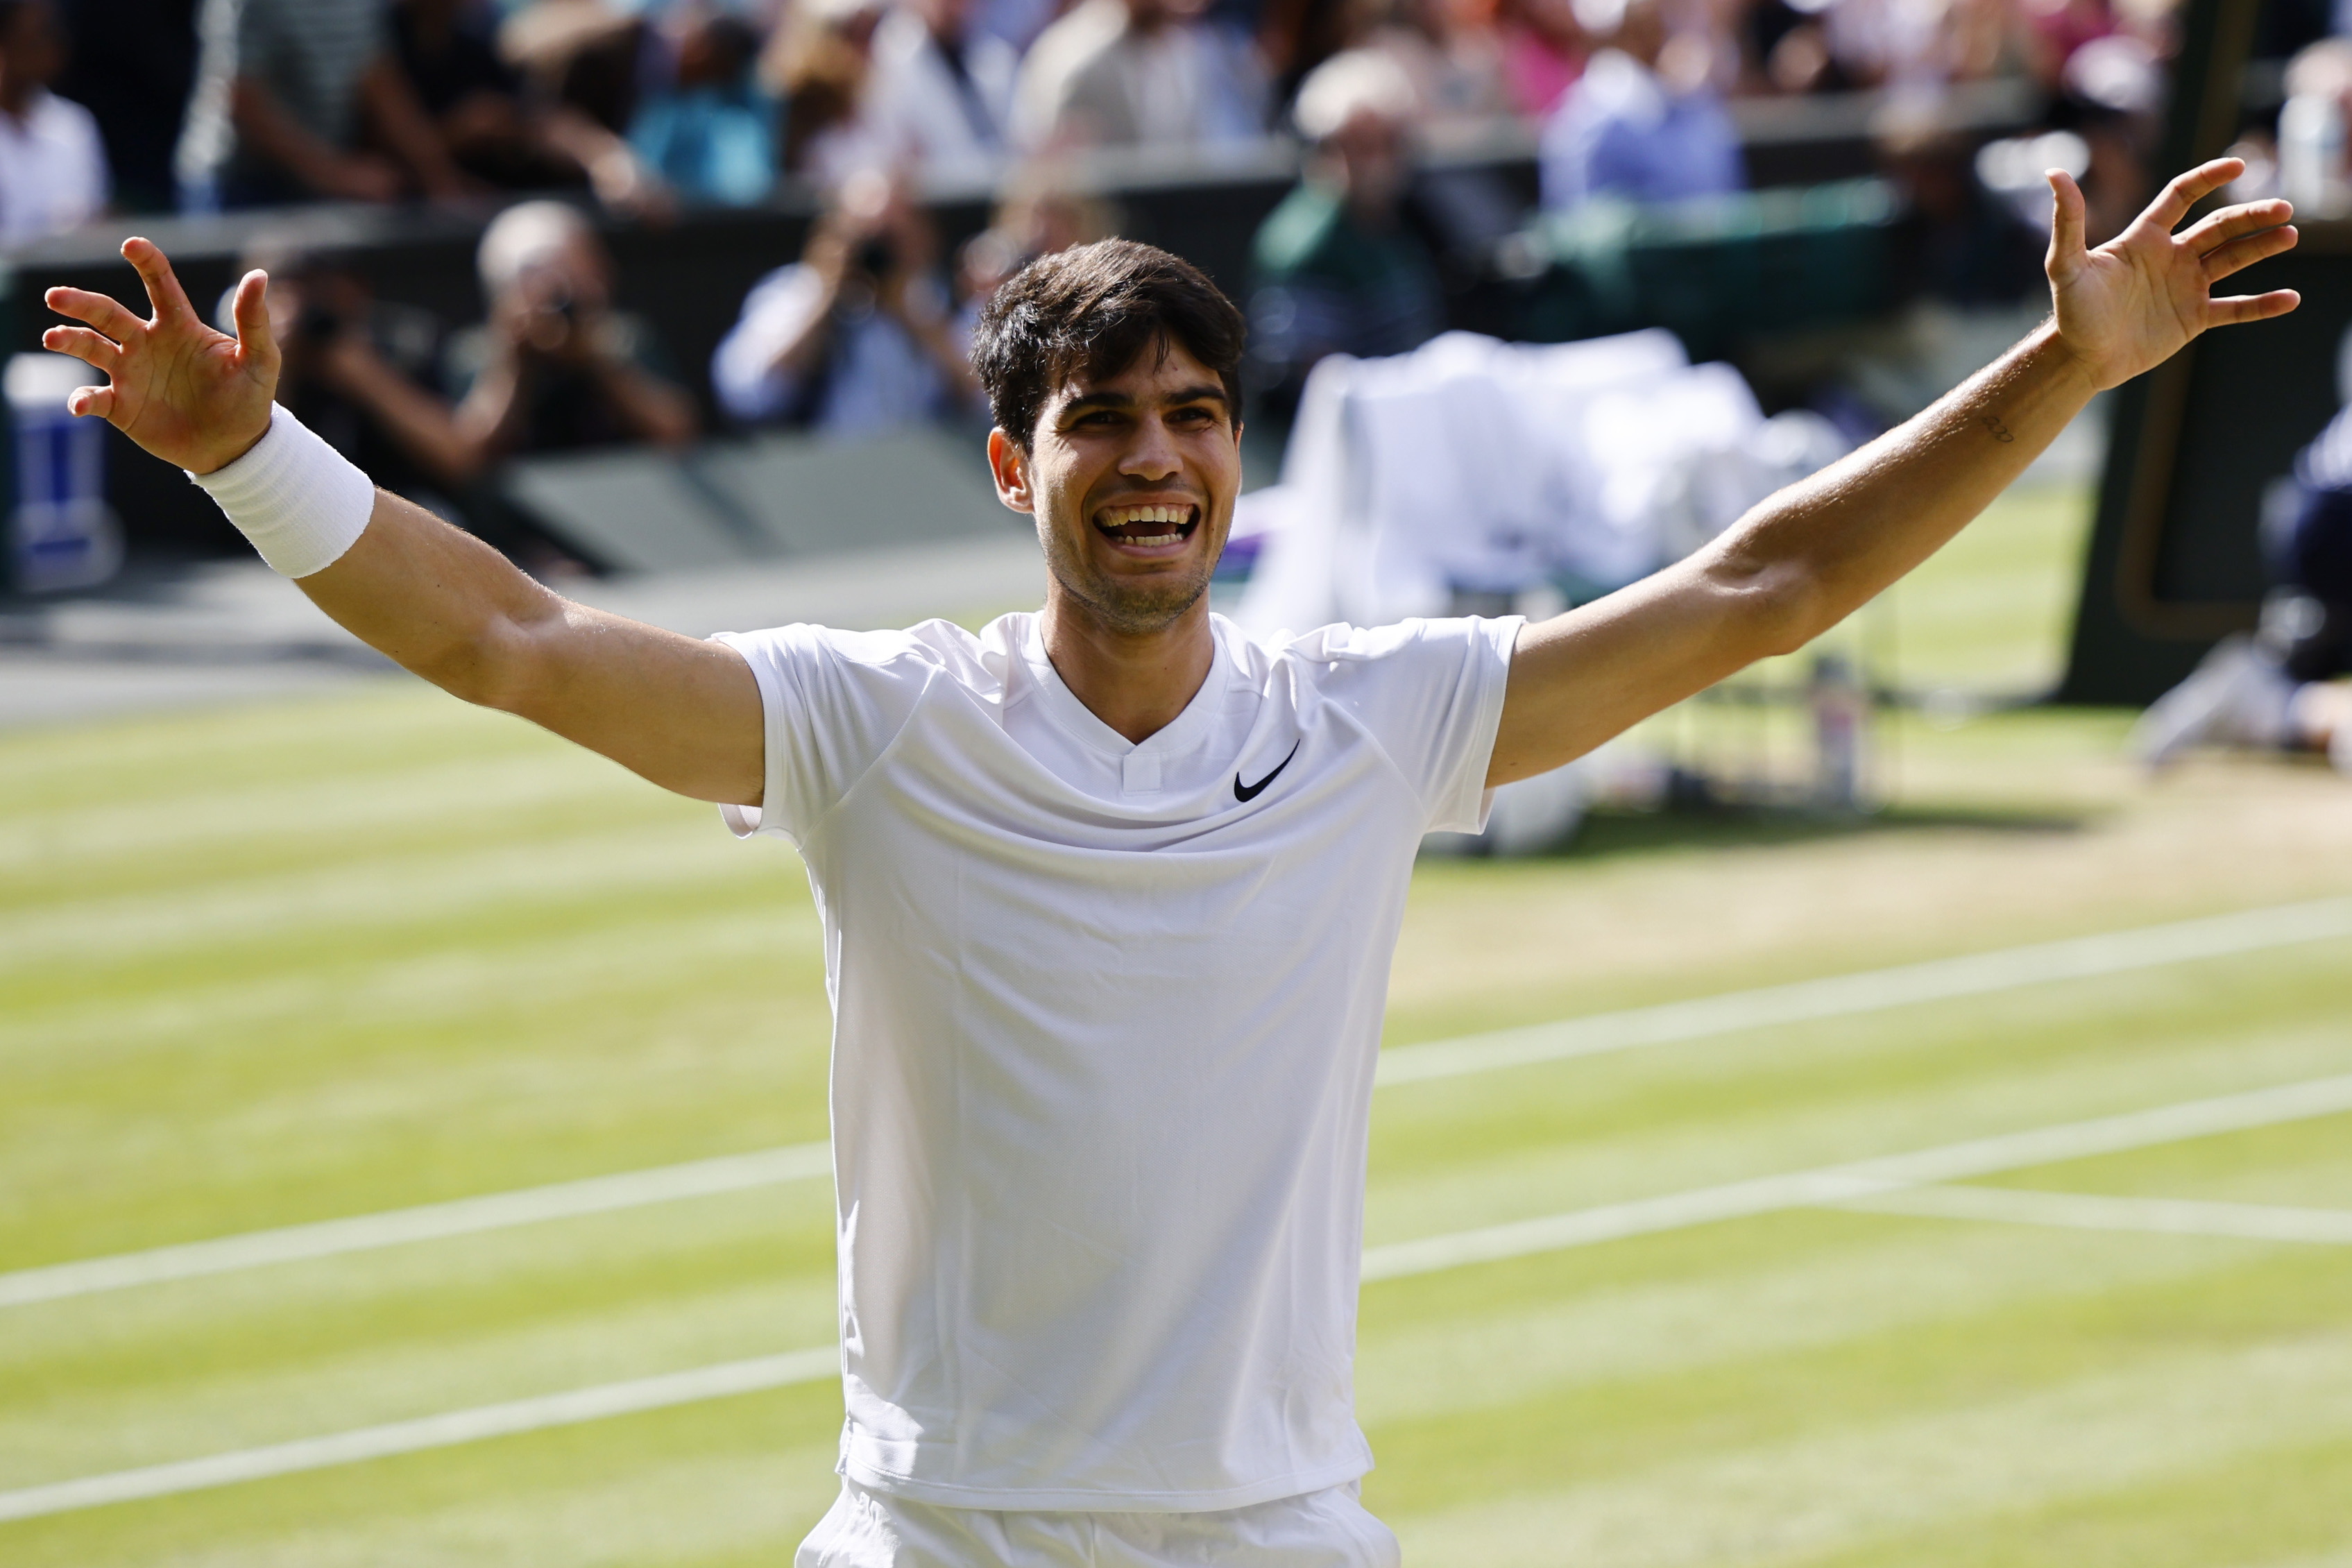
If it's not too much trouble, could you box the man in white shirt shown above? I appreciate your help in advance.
[0,0,107,245]
[42,157,2298,1563]
[1009,0,1266,152]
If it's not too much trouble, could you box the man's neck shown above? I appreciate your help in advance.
[1038,594,1216,745]
[0,81,35,120]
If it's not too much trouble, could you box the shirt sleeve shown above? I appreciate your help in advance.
[709,624,935,844]
[1298,615,1522,835]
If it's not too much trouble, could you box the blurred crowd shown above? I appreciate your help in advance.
[3,0,2349,568]
[7,0,2323,231]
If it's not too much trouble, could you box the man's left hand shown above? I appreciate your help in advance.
[2050,157,2301,392]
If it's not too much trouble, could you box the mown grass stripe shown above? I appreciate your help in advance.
[0,1349,840,1525]
[8,1075,2346,1524]
[13,897,2345,1309]
[1358,1072,2352,1279]
[1373,894,2352,1086]
[1836,1184,2352,1243]
[0,1143,832,1309]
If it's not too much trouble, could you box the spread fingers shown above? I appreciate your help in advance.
[120,236,198,324]
[44,285,142,342]
[2208,289,2301,327]
[2203,224,2299,283]
[2183,198,2295,255]
[42,325,121,373]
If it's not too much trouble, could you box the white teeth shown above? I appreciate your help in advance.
[1101,504,1192,527]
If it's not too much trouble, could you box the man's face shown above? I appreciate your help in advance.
[988,336,1241,638]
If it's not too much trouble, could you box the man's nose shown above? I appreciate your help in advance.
[1119,414,1182,479]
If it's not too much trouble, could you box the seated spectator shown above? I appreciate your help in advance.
[2133,394,2352,776]
[711,171,977,436]
[178,0,472,207]
[393,0,664,213]
[1495,0,1587,119]
[864,0,1019,185]
[448,200,699,460]
[769,0,890,188]
[1539,0,1741,210]
[0,0,108,243]
[1010,0,1268,151]
[1247,50,1444,420]
[1351,0,1513,132]
[53,0,187,214]
[630,5,777,205]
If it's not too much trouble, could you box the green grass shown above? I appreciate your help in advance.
[6,479,2352,1564]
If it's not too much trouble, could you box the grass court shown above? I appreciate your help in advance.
[4,480,2351,1565]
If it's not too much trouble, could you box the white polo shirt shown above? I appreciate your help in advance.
[717,610,1518,1511]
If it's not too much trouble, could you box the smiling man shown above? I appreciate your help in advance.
[43,168,2297,1566]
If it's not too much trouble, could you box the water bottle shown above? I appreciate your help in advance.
[6,350,122,593]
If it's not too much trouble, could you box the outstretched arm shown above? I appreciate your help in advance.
[1489,158,2300,787]
[43,239,763,807]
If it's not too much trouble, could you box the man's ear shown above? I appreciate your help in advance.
[986,427,1034,514]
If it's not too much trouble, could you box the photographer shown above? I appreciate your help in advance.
[710,169,978,436]
[449,200,699,462]
[230,242,473,509]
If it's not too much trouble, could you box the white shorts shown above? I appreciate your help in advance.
[794,1478,1403,1568]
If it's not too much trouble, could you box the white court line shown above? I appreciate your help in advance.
[10,896,2349,1311]
[1358,1072,2352,1280]
[1834,1184,2352,1243]
[0,1348,840,1526]
[8,1073,2348,1525]
[1373,894,2352,1086]
[0,1143,833,1310]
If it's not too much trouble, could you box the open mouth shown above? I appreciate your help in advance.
[1093,503,1200,551]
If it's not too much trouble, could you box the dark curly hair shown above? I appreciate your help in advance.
[971,239,1245,449]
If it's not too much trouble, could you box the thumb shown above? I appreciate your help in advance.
[2047,169,2088,278]
[231,269,279,377]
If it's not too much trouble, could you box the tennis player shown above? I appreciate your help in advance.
[44,160,2293,1566]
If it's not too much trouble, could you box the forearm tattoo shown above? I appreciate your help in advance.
[1979,413,2016,443]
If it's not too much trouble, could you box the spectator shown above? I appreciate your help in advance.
[631,5,778,204]
[53,0,190,214]
[230,241,479,500]
[1010,0,1268,151]
[953,164,1119,338]
[0,0,108,243]
[393,0,664,213]
[769,0,890,187]
[864,0,1020,184]
[711,170,977,436]
[178,0,472,207]
[1351,0,1515,130]
[1875,105,2044,305]
[1247,50,1445,419]
[1539,0,1741,210]
[448,200,699,460]
[1497,0,1588,118]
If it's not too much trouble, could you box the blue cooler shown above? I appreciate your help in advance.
[7,350,122,593]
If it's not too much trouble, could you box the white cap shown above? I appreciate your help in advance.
[1293,49,1418,142]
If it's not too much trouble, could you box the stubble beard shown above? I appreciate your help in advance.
[1037,516,1218,637]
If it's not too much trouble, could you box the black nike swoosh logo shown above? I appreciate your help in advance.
[1234,741,1299,803]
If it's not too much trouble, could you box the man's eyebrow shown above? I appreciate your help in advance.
[1056,384,1232,419]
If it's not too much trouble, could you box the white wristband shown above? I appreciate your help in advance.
[188,403,377,579]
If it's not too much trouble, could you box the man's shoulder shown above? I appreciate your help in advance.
[723,615,1018,692]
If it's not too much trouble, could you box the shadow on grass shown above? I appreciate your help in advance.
[1546,801,2093,862]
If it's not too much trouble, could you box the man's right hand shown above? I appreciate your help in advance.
[44,237,280,475]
